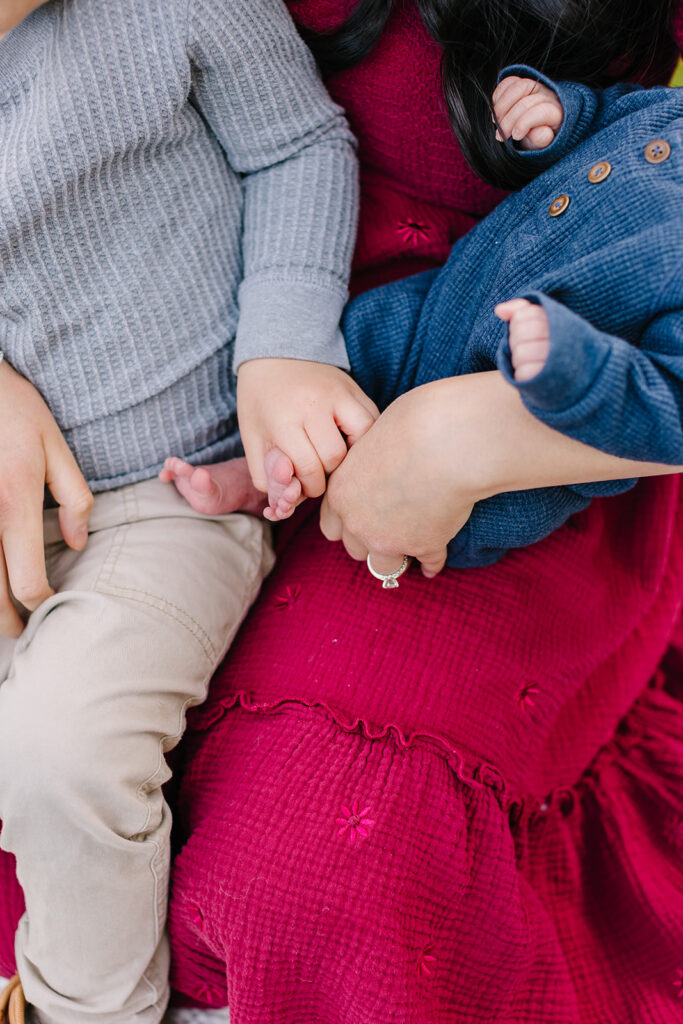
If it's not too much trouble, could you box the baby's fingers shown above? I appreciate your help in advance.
[492,75,538,122]
[521,125,556,150]
[494,298,531,321]
[509,101,561,144]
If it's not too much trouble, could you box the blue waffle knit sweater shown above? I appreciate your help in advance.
[343,68,683,567]
[0,0,357,491]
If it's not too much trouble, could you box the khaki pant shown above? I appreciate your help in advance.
[0,478,274,1024]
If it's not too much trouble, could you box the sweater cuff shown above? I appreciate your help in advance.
[496,292,612,412]
[497,65,599,169]
[234,277,350,371]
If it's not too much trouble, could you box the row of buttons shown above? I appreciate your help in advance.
[548,138,672,217]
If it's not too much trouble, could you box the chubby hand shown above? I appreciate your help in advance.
[237,357,379,503]
[492,75,563,150]
[495,299,550,381]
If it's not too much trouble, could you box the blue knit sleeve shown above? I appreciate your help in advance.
[497,289,683,465]
[496,65,653,173]
[496,65,600,170]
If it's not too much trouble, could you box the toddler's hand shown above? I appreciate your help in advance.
[237,358,379,500]
[492,75,563,150]
[495,299,550,381]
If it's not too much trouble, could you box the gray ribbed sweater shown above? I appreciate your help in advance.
[0,0,358,490]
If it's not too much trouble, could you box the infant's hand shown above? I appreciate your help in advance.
[492,75,563,151]
[237,358,379,499]
[495,299,550,381]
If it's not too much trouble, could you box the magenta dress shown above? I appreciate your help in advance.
[1,3,683,1022]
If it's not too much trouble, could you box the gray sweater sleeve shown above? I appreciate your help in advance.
[187,0,358,371]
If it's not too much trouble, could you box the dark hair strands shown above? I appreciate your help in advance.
[303,0,677,189]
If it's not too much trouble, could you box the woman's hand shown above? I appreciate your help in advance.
[0,360,93,636]
[320,371,683,579]
[320,378,481,578]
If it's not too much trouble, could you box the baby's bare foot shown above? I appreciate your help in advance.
[263,448,302,521]
[159,456,266,516]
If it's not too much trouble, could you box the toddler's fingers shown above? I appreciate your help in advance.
[335,395,378,447]
[303,415,349,476]
[283,433,326,498]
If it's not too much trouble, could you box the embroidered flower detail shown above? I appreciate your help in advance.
[274,585,301,609]
[196,981,222,1005]
[666,818,683,844]
[396,219,431,245]
[674,970,683,998]
[516,682,541,713]
[190,904,204,930]
[336,801,375,842]
[418,944,437,978]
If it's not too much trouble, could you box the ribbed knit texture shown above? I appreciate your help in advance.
[0,0,358,490]
[1,4,682,1022]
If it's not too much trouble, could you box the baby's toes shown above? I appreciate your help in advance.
[280,477,302,505]
[189,466,219,497]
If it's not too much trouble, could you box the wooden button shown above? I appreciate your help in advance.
[644,139,671,164]
[549,194,570,217]
[587,160,611,183]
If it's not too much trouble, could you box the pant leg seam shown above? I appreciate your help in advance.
[95,582,217,662]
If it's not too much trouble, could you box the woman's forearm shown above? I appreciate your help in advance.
[320,369,681,575]
[446,372,683,501]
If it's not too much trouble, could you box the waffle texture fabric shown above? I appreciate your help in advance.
[343,70,683,565]
[165,494,683,1023]
[1,1,683,1022]
[0,0,357,491]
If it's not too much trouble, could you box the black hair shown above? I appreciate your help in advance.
[299,0,676,189]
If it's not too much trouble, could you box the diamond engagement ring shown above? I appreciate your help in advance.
[366,554,409,589]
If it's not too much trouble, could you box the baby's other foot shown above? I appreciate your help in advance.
[263,448,302,521]
[159,457,266,516]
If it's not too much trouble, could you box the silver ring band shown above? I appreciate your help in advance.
[366,554,409,589]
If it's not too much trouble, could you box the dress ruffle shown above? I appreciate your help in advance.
[167,669,683,1023]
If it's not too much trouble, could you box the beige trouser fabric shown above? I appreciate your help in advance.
[0,478,274,1024]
